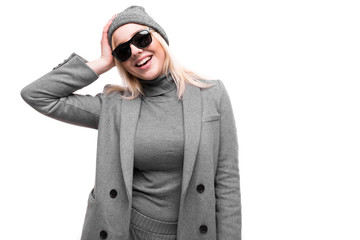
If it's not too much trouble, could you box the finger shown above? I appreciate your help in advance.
[103,14,117,33]
[101,14,118,49]
[101,21,112,43]
[102,19,112,33]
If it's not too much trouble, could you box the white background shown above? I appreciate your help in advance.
[1,0,359,239]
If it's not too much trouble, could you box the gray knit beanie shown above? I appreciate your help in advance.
[107,5,169,50]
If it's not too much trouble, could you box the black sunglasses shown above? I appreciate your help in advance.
[112,27,152,62]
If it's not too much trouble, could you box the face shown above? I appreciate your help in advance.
[112,23,166,81]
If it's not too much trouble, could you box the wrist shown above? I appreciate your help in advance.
[86,58,114,75]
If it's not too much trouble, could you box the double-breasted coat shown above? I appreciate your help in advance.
[21,53,242,240]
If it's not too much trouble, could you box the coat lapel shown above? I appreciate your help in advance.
[120,97,141,201]
[180,84,202,203]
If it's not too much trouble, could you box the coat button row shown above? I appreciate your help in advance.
[199,224,208,234]
[99,230,108,239]
[196,184,205,193]
[100,224,207,237]
[52,59,68,70]
[109,189,117,198]
[102,188,207,237]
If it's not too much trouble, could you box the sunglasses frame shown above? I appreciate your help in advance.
[112,27,153,62]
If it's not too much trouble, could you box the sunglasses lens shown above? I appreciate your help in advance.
[113,43,131,62]
[112,29,152,62]
[132,30,152,48]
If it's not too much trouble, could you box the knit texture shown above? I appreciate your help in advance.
[108,5,169,50]
[132,74,184,222]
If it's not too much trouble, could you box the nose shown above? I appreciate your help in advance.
[130,43,143,58]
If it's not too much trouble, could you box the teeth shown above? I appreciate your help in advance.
[136,57,151,67]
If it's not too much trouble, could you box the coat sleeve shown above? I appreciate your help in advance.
[215,80,242,239]
[20,53,102,129]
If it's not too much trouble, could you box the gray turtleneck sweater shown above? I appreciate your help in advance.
[132,74,184,222]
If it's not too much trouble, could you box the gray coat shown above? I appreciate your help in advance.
[21,53,241,240]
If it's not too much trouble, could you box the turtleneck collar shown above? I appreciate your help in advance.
[138,73,177,97]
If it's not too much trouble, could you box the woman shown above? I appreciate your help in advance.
[21,5,241,240]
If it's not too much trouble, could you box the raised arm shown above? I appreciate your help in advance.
[20,15,118,129]
[20,53,103,129]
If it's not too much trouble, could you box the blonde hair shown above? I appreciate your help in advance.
[106,29,214,99]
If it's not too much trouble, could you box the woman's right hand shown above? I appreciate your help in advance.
[86,14,117,75]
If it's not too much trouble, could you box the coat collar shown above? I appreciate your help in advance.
[119,83,202,205]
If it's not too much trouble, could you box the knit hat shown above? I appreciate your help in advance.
[107,5,169,50]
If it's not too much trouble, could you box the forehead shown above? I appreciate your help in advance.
[112,23,147,46]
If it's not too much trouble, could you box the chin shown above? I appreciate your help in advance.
[135,68,163,81]
[140,73,160,81]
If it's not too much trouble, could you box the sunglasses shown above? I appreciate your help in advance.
[112,27,153,62]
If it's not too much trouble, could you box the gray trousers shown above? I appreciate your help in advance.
[129,207,178,240]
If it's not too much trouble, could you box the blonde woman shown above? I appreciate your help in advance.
[21,5,241,240]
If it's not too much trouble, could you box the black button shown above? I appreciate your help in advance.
[99,230,108,239]
[199,224,208,234]
[109,189,117,198]
[196,184,205,193]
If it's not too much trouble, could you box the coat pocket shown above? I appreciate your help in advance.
[202,114,221,123]
[81,188,98,240]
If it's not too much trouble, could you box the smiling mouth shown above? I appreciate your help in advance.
[135,56,152,67]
